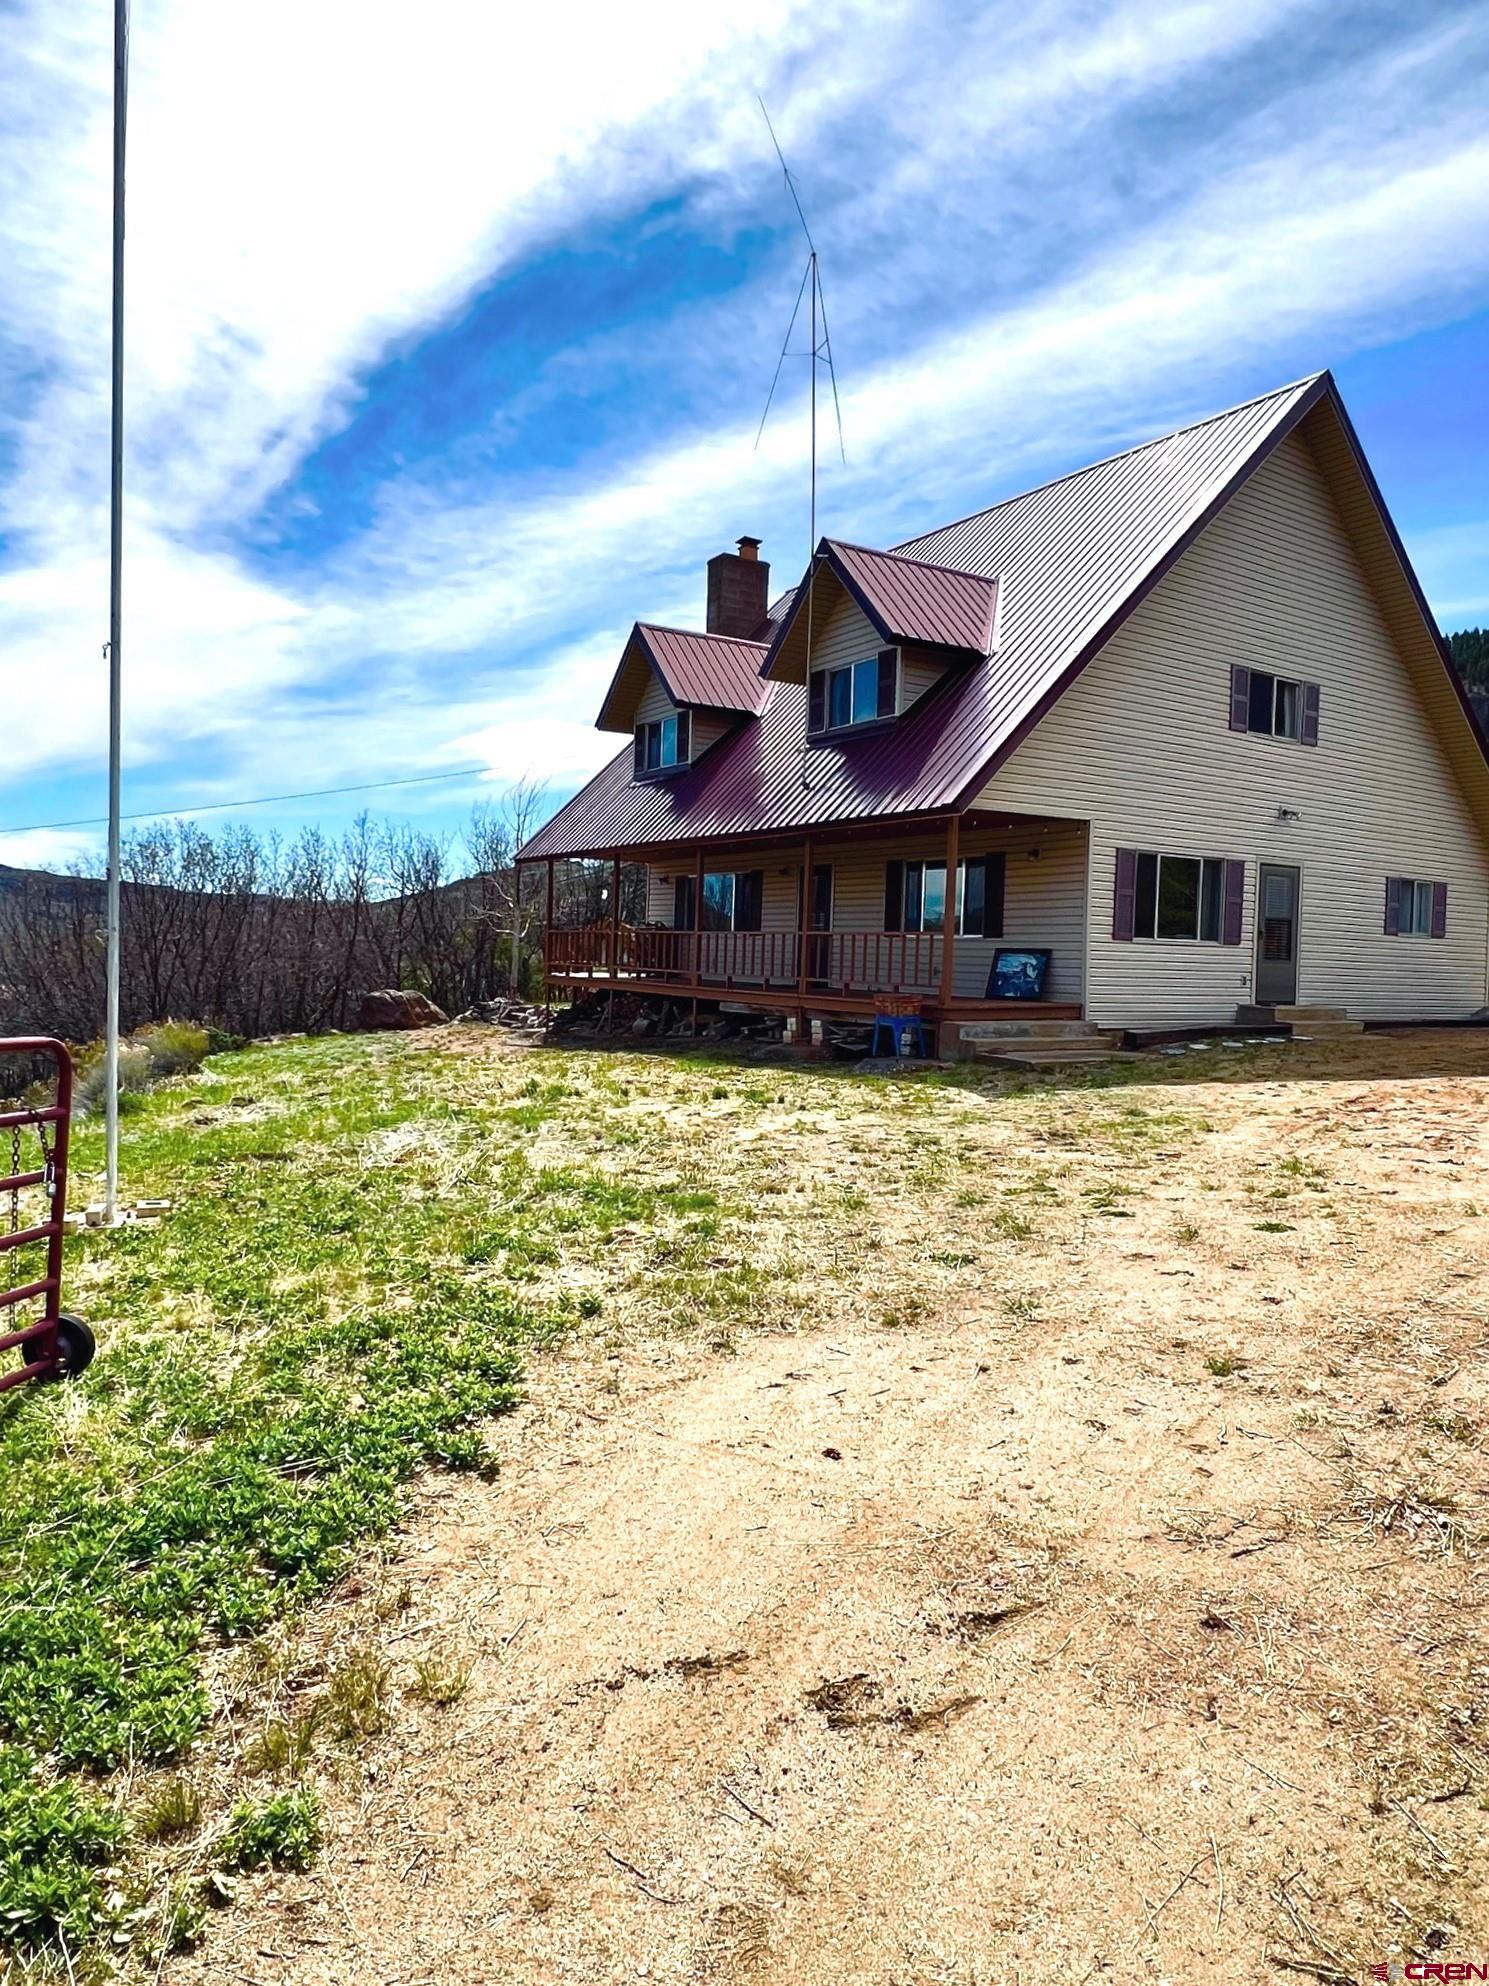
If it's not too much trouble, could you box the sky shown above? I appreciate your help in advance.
[1,0,1487,875]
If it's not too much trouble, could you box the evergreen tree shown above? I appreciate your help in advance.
[1447,626,1488,691]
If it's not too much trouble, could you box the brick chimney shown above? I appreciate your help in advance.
[706,536,770,639]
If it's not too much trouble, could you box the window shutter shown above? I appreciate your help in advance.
[676,708,691,762]
[634,730,646,777]
[1112,848,1138,942]
[883,860,903,933]
[876,648,898,718]
[1430,880,1447,939]
[1301,681,1320,747]
[673,876,694,930]
[1222,858,1245,946]
[987,851,1006,938]
[960,857,986,938]
[1229,665,1251,733]
[1383,875,1402,936]
[735,870,763,932]
[808,673,826,735]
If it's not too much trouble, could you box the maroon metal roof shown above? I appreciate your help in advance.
[595,623,770,731]
[640,625,772,714]
[763,540,999,677]
[522,372,1475,861]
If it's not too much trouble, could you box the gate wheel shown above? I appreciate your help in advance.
[53,1314,96,1379]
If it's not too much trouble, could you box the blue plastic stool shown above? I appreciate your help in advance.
[870,1014,930,1059]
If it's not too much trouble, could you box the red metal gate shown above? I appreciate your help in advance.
[0,1037,94,1392]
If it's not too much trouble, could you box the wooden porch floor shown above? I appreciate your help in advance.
[546,970,1081,1022]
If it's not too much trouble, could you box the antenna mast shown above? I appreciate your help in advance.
[104,0,129,1223]
[755,101,844,789]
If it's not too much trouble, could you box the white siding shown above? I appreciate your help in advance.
[634,674,730,766]
[899,652,948,710]
[977,432,1489,1026]
[635,675,674,724]
[806,593,878,679]
[641,819,1087,1002]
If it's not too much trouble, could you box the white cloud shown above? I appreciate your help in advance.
[0,827,103,871]
[2,0,1487,841]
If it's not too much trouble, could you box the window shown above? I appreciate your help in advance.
[1386,876,1446,938]
[885,855,1002,937]
[634,709,690,776]
[674,869,763,932]
[1132,852,1226,941]
[808,650,897,734]
[1230,665,1318,745]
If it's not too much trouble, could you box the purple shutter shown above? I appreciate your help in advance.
[1112,848,1138,941]
[1222,858,1246,946]
[883,860,903,933]
[633,730,646,778]
[1301,681,1320,746]
[1383,875,1402,936]
[877,648,898,717]
[1430,881,1447,939]
[987,851,1006,938]
[1229,665,1251,732]
[676,708,691,762]
[808,672,826,734]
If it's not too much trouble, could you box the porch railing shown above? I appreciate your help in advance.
[545,924,943,997]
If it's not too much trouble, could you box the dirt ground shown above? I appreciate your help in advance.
[169,1029,1489,1986]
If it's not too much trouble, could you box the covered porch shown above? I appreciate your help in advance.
[523,810,1089,1036]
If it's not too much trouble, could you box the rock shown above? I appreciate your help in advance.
[356,989,448,1031]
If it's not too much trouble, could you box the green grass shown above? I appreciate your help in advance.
[0,1037,604,1964]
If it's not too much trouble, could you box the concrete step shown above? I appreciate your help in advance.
[959,1019,1108,1041]
[1290,1019,1365,1039]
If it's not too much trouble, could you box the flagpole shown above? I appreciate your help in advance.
[104,0,129,1221]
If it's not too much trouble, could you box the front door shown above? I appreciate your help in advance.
[1255,863,1301,1006]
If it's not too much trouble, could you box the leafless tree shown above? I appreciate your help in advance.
[0,779,606,1041]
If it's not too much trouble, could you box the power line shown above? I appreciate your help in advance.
[0,763,496,839]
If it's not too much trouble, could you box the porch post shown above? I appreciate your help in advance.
[609,854,621,981]
[692,846,705,989]
[797,834,813,996]
[544,858,555,1019]
[796,833,813,1047]
[939,812,960,1012]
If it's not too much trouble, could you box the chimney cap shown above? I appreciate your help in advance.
[735,535,762,560]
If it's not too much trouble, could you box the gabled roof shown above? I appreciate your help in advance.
[762,539,1000,679]
[520,371,1489,861]
[596,623,771,734]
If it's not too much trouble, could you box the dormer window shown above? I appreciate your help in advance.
[808,650,897,736]
[634,709,691,777]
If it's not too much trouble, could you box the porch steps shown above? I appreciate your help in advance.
[1236,1004,1364,1038]
[961,1020,1130,1069]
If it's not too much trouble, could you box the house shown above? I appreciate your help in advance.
[516,372,1489,1054]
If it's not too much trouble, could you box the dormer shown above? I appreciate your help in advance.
[597,619,773,782]
[761,538,1001,740]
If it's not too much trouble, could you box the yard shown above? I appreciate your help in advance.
[4,1025,1488,1983]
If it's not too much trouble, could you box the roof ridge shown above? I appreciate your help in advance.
[824,537,1000,584]
[639,621,768,649]
[892,371,1328,553]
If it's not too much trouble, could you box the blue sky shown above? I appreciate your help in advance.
[1,0,1487,873]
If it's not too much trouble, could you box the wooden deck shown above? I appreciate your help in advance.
[545,968,1079,1024]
